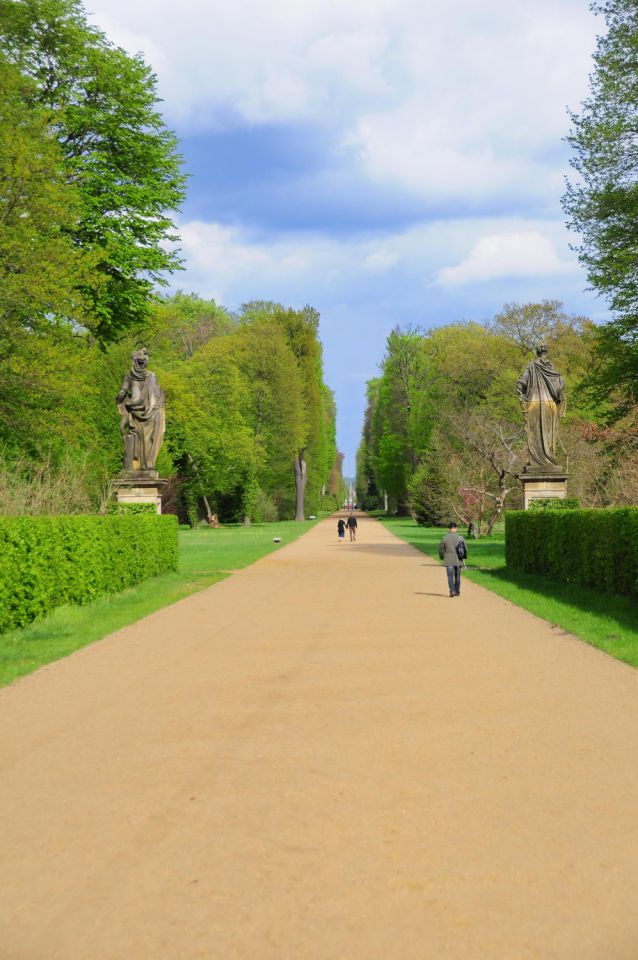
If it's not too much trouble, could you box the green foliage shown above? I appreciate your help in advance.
[149,292,234,362]
[0,0,186,343]
[505,507,638,598]
[0,514,178,632]
[527,498,580,511]
[357,305,606,530]
[0,56,95,335]
[0,4,337,522]
[107,502,157,515]
[563,0,638,409]
[0,453,96,514]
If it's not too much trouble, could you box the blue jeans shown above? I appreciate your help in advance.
[446,565,461,595]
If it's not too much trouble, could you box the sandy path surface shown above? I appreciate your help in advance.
[1,515,638,960]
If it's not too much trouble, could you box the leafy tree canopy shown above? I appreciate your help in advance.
[0,0,186,344]
[563,0,638,408]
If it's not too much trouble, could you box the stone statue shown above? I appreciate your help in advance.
[116,347,165,473]
[516,343,566,470]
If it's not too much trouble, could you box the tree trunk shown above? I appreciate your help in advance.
[294,450,307,521]
[384,491,388,513]
[486,473,508,536]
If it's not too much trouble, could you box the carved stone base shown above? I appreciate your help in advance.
[113,475,168,514]
[518,472,569,510]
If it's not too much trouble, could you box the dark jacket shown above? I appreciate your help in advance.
[439,531,464,567]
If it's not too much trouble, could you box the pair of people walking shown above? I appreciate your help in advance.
[438,522,467,597]
[337,514,357,542]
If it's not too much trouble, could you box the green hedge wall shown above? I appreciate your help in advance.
[0,514,178,633]
[505,507,638,598]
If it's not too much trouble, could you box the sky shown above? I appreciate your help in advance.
[88,0,606,475]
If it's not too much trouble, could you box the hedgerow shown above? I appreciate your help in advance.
[505,507,638,598]
[0,514,178,633]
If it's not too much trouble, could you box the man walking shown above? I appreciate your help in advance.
[438,522,467,597]
[346,513,358,541]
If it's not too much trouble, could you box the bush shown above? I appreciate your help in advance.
[527,497,580,511]
[0,454,96,515]
[319,492,340,513]
[252,487,279,523]
[0,514,178,633]
[107,502,158,515]
[505,507,638,598]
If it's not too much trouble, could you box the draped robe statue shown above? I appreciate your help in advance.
[516,344,566,470]
[116,348,165,472]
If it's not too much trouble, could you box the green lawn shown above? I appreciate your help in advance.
[380,517,638,668]
[0,519,318,688]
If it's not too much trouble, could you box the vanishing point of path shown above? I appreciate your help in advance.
[1,516,638,960]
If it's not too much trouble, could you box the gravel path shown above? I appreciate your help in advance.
[1,514,638,959]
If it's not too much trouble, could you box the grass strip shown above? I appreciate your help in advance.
[379,516,638,668]
[0,519,318,688]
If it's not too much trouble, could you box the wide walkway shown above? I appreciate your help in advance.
[1,515,638,959]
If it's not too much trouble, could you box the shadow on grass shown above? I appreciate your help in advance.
[472,564,638,635]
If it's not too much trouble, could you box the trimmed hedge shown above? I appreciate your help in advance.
[528,497,580,511]
[505,507,638,599]
[0,514,178,633]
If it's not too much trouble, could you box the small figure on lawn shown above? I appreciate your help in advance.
[438,522,467,598]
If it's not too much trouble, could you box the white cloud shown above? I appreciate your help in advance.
[177,217,580,304]
[88,1,597,155]
[363,250,400,273]
[435,230,576,286]
[89,0,396,129]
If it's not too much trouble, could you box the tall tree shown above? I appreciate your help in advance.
[1,0,185,343]
[563,0,638,409]
[0,55,100,459]
[241,302,330,520]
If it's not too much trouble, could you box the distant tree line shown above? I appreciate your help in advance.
[0,0,341,520]
[356,302,638,535]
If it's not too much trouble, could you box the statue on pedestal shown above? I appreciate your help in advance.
[516,343,566,471]
[116,347,165,474]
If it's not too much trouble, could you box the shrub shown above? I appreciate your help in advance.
[505,507,638,598]
[107,502,158,515]
[528,497,580,511]
[0,514,178,633]
[319,492,340,514]
[252,486,279,523]
[0,454,95,515]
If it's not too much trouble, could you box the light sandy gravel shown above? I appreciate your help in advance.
[1,515,638,960]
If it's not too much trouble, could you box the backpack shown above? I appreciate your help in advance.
[455,536,467,561]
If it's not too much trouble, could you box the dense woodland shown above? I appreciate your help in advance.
[0,0,341,521]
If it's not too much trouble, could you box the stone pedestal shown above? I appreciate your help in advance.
[113,471,168,514]
[518,468,568,509]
